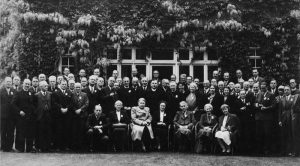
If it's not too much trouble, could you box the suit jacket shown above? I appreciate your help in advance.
[145,89,163,115]
[207,94,223,117]
[12,89,36,119]
[278,95,296,124]
[109,110,130,124]
[291,88,300,95]
[72,91,89,118]
[48,85,58,93]
[138,86,149,99]
[222,95,237,114]
[235,97,254,120]
[82,86,102,114]
[254,91,276,121]
[35,91,52,121]
[198,113,218,129]
[102,86,119,113]
[251,76,264,84]
[0,88,17,119]
[167,90,181,121]
[29,86,41,94]
[52,88,73,116]
[119,86,138,107]
[152,110,170,126]
[86,113,109,135]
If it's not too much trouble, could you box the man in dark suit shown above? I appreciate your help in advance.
[152,101,170,151]
[52,80,73,151]
[269,79,278,96]
[254,82,276,155]
[236,90,255,154]
[278,86,299,156]
[109,100,130,151]
[167,81,181,121]
[251,69,264,85]
[0,77,17,152]
[102,77,118,114]
[207,86,223,117]
[82,75,100,115]
[48,75,58,93]
[29,77,40,94]
[146,80,163,116]
[139,77,149,99]
[71,83,89,151]
[290,79,300,95]
[86,105,110,152]
[159,79,171,102]
[12,76,22,92]
[12,79,36,152]
[34,81,52,152]
[119,77,132,115]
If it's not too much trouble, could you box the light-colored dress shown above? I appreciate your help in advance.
[186,93,197,111]
[215,115,231,145]
[131,106,154,141]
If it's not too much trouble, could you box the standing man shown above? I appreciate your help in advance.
[251,69,264,85]
[146,80,162,116]
[35,81,52,152]
[290,79,300,95]
[12,76,22,91]
[235,69,244,85]
[254,82,275,155]
[102,77,118,114]
[48,76,58,92]
[52,80,73,151]
[82,75,100,115]
[0,77,17,152]
[71,83,89,151]
[13,79,36,152]
[29,77,40,94]
[269,79,278,96]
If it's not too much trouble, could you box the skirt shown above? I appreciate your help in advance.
[131,124,154,141]
[215,130,231,145]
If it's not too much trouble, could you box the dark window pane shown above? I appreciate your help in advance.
[179,66,189,76]
[69,67,75,73]
[62,57,69,65]
[136,49,147,60]
[207,48,218,60]
[69,57,75,65]
[151,49,173,60]
[136,65,146,79]
[152,66,173,80]
[256,59,262,68]
[121,65,131,78]
[193,51,204,60]
[249,59,255,68]
[208,66,218,81]
[121,49,131,59]
[194,66,204,82]
[107,65,117,78]
[107,49,117,59]
[179,49,189,60]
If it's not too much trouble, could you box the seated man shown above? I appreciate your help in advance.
[173,101,195,152]
[86,104,110,152]
[109,100,130,151]
[152,101,170,151]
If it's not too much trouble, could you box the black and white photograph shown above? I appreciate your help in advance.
[1,0,300,165]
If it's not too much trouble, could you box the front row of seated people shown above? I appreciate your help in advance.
[86,98,237,153]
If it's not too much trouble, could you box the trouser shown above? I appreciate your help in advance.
[87,129,110,151]
[15,117,35,152]
[255,120,272,153]
[71,116,86,150]
[0,118,15,151]
[280,121,293,154]
[240,118,255,153]
[56,114,72,150]
[154,125,168,150]
[36,116,52,151]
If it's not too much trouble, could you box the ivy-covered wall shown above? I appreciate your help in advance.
[0,0,299,84]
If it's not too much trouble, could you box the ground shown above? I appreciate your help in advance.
[1,152,300,166]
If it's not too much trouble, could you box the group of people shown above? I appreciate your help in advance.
[1,67,300,157]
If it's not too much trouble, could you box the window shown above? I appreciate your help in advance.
[107,65,117,78]
[136,65,146,78]
[61,55,75,73]
[179,66,189,76]
[179,49,189,60]
[249,47,262,69]
[121,65,132,78]
[193,51,204,60]
[208,66,218,81]
[207,47,218,60]
[152,66,173,79]
[136,49,147,60]
[121,49,132,59]
[151,49,173,60]
[107,48,117,59]
[194,66,204,82]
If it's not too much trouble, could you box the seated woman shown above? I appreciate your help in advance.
[152,101,170,151]
[131,98,154,152]
[195,104,218,153]
[86,104,110,152]
[109,100,130,151]
[186,82,206,121]
[215,104,239,154]
[173,101,195,152]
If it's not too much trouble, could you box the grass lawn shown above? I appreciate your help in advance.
[1,152,299,166]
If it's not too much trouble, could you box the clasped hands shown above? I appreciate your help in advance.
[94,125,103,133]
[141,121,151,126]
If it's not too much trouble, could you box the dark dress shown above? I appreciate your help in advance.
[195,113,218,153]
